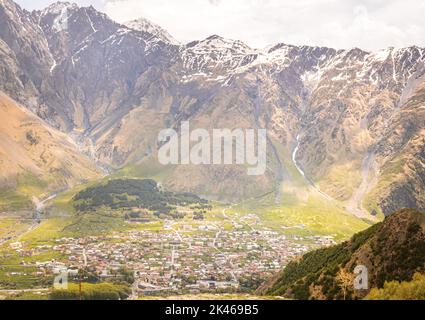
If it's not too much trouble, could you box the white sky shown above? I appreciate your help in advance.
[15,0,425,51]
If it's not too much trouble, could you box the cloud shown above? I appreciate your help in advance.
[15,0,106,11]
[102,0,425,50]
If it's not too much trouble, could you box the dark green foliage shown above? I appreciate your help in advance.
[371,221,425,287]
[111,267,134,285]
[267,240,355,299]
[239,274,266,292]
[73,179,208,218]
[193,211,205,220]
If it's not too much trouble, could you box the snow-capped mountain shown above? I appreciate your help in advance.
[1,0,425,216]
[124,17,179,45]
[39,1,79,32]
[180,35,257,74]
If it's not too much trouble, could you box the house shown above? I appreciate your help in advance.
[10,242,22,250]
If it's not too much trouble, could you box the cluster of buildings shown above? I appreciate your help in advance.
[14,233,331,295]
[4,213,337,296]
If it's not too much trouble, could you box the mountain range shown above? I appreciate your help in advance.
[0,0,424,218]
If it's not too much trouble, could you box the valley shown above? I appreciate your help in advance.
[0,178,370,300]
[0,0,424,301]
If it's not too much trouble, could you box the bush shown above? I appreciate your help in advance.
[365,273,425,300]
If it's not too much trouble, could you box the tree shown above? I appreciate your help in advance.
[336,268,354,300]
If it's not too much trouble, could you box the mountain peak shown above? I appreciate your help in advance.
[205,34,223,41]
[180,34,256,74]
[41,1,78,14]
[124,17,179,45]
[39,2,80,33]
[202,34,251,47]
[186,34,253,56]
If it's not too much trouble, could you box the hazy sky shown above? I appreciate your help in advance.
[15,0,425,51]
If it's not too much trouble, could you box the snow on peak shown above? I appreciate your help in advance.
[40,2,79,32]
[187,35,253,55]
[124,17,179,45]
[371,48,391,62]
[42,1,78,15]
[180,35,258,75]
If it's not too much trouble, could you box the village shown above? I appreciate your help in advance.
[5,214,337,297]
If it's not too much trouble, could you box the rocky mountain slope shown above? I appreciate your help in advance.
[0,0,424,215]
[257,209,425,300]
[0,92,101,210]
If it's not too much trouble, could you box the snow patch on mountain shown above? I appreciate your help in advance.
[40,2,79,32]
[41,2,78,15]
[52,6,69,31]
[124,17,179,45]
[181,35,258,75]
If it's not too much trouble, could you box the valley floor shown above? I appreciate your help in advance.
[0,188,370,300]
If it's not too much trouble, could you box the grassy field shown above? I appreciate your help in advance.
[0,218,31,240]
[0,172,54,211]
[18,218,73,245]
[0,189,32,211]
[228,190,370,241]
[50,179,104,215]
[2,291,50,300]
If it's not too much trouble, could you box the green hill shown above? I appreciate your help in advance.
[258,209,425,300]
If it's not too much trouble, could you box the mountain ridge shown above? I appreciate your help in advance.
[0,0,424,215]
